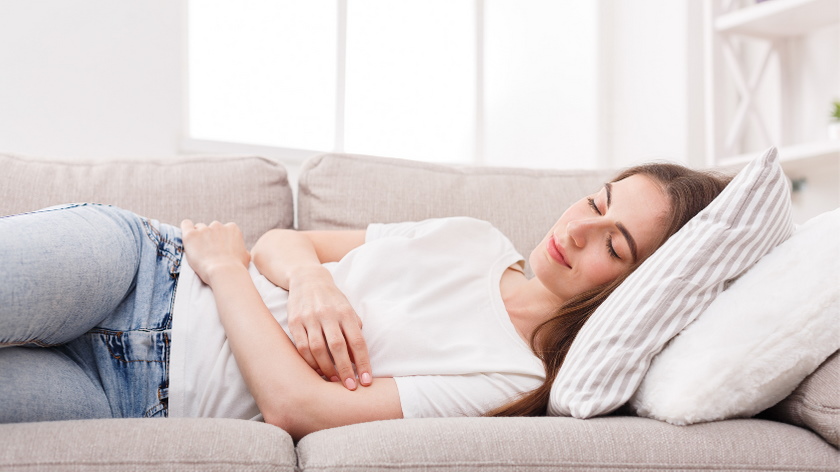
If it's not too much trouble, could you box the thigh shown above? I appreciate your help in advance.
[70,327,171,419]
[0,346,111,423]
[0,204,145,347]
[75,208,182,418]
[0,203,182,419]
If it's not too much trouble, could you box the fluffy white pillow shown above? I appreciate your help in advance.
[629,209,840,424]
[548,147,795,418]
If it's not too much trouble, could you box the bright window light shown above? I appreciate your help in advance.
[187,1,600,168]
[189,0,337,151]
[344,0,475,163]
[484,0,598,169]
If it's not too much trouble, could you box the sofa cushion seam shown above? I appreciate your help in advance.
[785,392,840,414]
[299,464,836,472]
[297,460,836,471]
[3,459,292,467]
[1,152,284,170]
[314,153,610,179]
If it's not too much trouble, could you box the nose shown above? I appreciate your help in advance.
[566,217,606,248]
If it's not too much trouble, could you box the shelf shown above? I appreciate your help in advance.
[716,140,840,174]
[715,0,840,38]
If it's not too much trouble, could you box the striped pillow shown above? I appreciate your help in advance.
[547,147,794,418]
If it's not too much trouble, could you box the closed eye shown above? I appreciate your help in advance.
[591,195,623,261]
[606,235,621,260]
[587,197,602,215]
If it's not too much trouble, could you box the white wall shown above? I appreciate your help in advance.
[0,1,835,224]
[789,24,840,223]
[0,0,698,168]
[483,1,601,169]
[0,0,758,170]
[600,0,706,169]
[0,0,184,159]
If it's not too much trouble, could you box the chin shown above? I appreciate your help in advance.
[528,250,545,277]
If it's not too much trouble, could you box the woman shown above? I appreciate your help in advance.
[0,162,728,440]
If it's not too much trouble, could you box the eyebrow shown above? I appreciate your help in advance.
[604,183,638,263]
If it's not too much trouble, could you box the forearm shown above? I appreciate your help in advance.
[204,264,401,439]
[251,229,323,290]
[205,264,317,414]
[249,227,374,392]
[179,220,396,437]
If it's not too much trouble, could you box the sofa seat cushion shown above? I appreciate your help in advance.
[0,418,296,472]
[0,153,293,247]
[297,416,840,472]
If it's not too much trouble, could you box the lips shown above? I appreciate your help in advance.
[548,236,571,268]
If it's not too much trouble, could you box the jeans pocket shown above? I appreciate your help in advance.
[140,217,183,277]
[89,328,170,418]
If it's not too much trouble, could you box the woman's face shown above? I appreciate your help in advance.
[530,173,670,302]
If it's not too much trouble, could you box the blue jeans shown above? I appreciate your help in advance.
[0,203,182,423]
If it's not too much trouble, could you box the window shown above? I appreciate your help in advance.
[187,0,600,168]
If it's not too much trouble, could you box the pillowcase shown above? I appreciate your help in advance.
[629,209,840,424]
[547,147,795,418]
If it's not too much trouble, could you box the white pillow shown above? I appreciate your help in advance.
[629,209,840,424]
[548,147,795,418]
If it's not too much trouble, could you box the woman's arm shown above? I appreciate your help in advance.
[251,229,367,288]
[250,229,370,389]
[180,221,402,440]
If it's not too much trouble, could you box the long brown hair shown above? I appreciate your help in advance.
[489,162,732,417]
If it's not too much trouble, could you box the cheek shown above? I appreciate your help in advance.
[578,253,624,288]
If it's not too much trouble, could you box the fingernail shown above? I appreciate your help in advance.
[344,377,356,390]
[361,372,372,385]
[330,376,340,383]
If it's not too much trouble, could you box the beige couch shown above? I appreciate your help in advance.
[1,152,837,472]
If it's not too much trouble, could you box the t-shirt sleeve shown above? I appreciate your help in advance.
[366,219,459,243]
[393,373,541,418]
[366,217,509,246]
[365,221,422,243]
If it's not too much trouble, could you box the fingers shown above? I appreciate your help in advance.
[291,320,371,390]
[324,325,356,390]
[180,220,244,247]
[179,219,250,282]
[290,320,341,381]
[289,324,321,373]
[180,219,194,233]
[281,266,370,391]
[307,327,342,384]
[181,219,229,235]
[180,219,236,229]
[343,319,372,387]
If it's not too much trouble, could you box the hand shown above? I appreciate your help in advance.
[180,220,251,285]
[287,266,372,390]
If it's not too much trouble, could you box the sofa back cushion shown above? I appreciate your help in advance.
[0,153,293,247]
[297,153,614,271]
[763,350,840,447]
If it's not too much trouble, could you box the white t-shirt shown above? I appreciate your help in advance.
[169,217,545,420]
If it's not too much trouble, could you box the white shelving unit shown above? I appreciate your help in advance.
[715,0,840,36]
[704,0,840,170]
